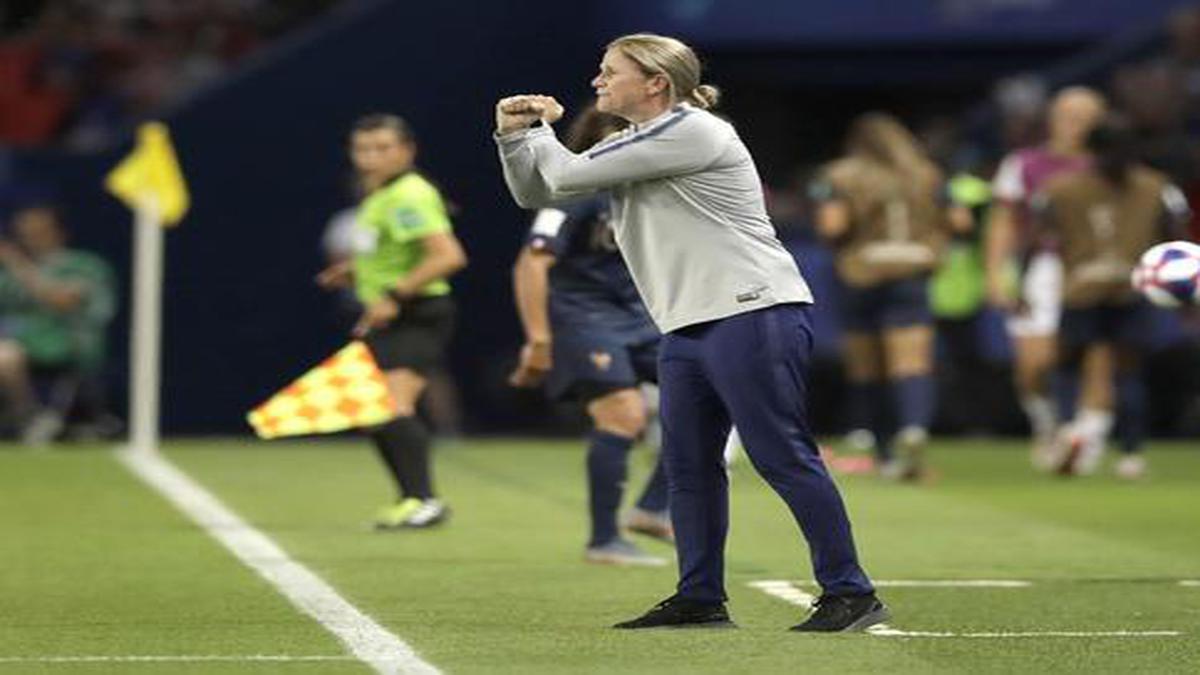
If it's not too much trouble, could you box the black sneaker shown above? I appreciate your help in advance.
[613,595,736,629]
[790,593,890,632]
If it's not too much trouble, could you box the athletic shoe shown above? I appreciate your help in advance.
[375,498,421,528]
[1052,430,1083,476]
[843,428,877,455]
[876,458,905,481]
[823,445,876,475]
[790,593,890,632]
[1054,429,1104,476]
[403,499,450,528]
[375,498,450,530]
[613,594,735,629]
[585,539,668,567]
[1114,454,1146,480]
[884,426,927,482]
[21,410,64,447]
[1030,433,1059,472]
[623,508,674,543]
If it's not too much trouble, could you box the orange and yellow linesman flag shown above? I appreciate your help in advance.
[247,341,397,439]
[105,121,190,226]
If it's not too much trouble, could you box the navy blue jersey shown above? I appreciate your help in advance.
[526,196,658,344]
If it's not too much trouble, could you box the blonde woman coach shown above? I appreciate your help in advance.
[493,34,885,632]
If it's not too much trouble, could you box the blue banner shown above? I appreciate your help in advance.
[599,0,1196,46]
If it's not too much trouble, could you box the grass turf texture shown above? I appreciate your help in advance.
[2,438,1198,673]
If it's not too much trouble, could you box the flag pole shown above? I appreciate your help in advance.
[128,196,164,455]
[105,121,188,455]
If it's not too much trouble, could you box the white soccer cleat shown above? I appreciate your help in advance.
[1114,455,1147,480]
[1030,431,1059,472]
[585,539,668,567]
[843,428,877,455]
[1053,428,1104,476]
[622,507,674,543]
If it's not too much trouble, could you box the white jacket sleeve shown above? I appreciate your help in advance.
[495,126,592,209]
[529,110,727,193]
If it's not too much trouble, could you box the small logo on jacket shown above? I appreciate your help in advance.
[590,351,613,371]
[736,285,769,303]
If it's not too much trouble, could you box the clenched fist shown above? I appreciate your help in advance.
[495,95,565,134]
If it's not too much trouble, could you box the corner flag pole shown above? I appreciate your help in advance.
[129,196,164,455]
[104,122,190,455]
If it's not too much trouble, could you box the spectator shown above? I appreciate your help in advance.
[0,0,336,148]
[0,204,116,444]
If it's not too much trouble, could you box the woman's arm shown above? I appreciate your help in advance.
[352,232,467,337]
[815,200,851,242]
[496,126,582,209]
[1159,182,1192,240]
[393,232,468,298]
[0,242,85,312]
[494,96,583,209]
[984,202,1018,310]
[509,246,556,387]
[527,110,726,194]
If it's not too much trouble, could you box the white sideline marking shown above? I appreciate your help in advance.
[748,580,1182,639]
[793,579,1033,588]
[118,450,440,675]
[0,655,356,664]
[1182,580,1200,587]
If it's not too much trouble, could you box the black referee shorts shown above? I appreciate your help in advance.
[363,296,455,375]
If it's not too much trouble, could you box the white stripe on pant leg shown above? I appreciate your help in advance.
[118,450,440,675]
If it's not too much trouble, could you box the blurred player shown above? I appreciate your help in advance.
[1035,116,1190,477]
[985,87,1107,468]
[812,112,969,480]
[318,114,467,528]
[509,105,672,566]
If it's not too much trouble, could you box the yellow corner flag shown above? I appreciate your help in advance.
[247,342,397,439]
[105,121,190,226]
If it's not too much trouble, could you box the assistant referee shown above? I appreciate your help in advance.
[318,113,467,529]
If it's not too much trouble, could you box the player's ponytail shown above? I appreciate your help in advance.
[690,84,721,110]
[846,112,940,208]
[1088,115,1136,188]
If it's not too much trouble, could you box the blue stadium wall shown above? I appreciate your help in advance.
[5,0,1194,434]
[8,0,603,433]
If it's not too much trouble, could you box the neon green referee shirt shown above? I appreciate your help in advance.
[354,172,453,303]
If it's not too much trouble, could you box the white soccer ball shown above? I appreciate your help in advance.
[1132,241,1200,308]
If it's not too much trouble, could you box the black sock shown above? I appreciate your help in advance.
[1116,372,1146,455]
[891,375,935,434]
[634,454,669,513]
[370,424,409,499]
[371,416,435,500]
[587,430,633,547]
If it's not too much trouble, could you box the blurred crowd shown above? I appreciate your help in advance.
[0,0,339,150]
[982,4,1200,232]
[761,5,1200,445]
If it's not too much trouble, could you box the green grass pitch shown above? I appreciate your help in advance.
[2,438,1198,673]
